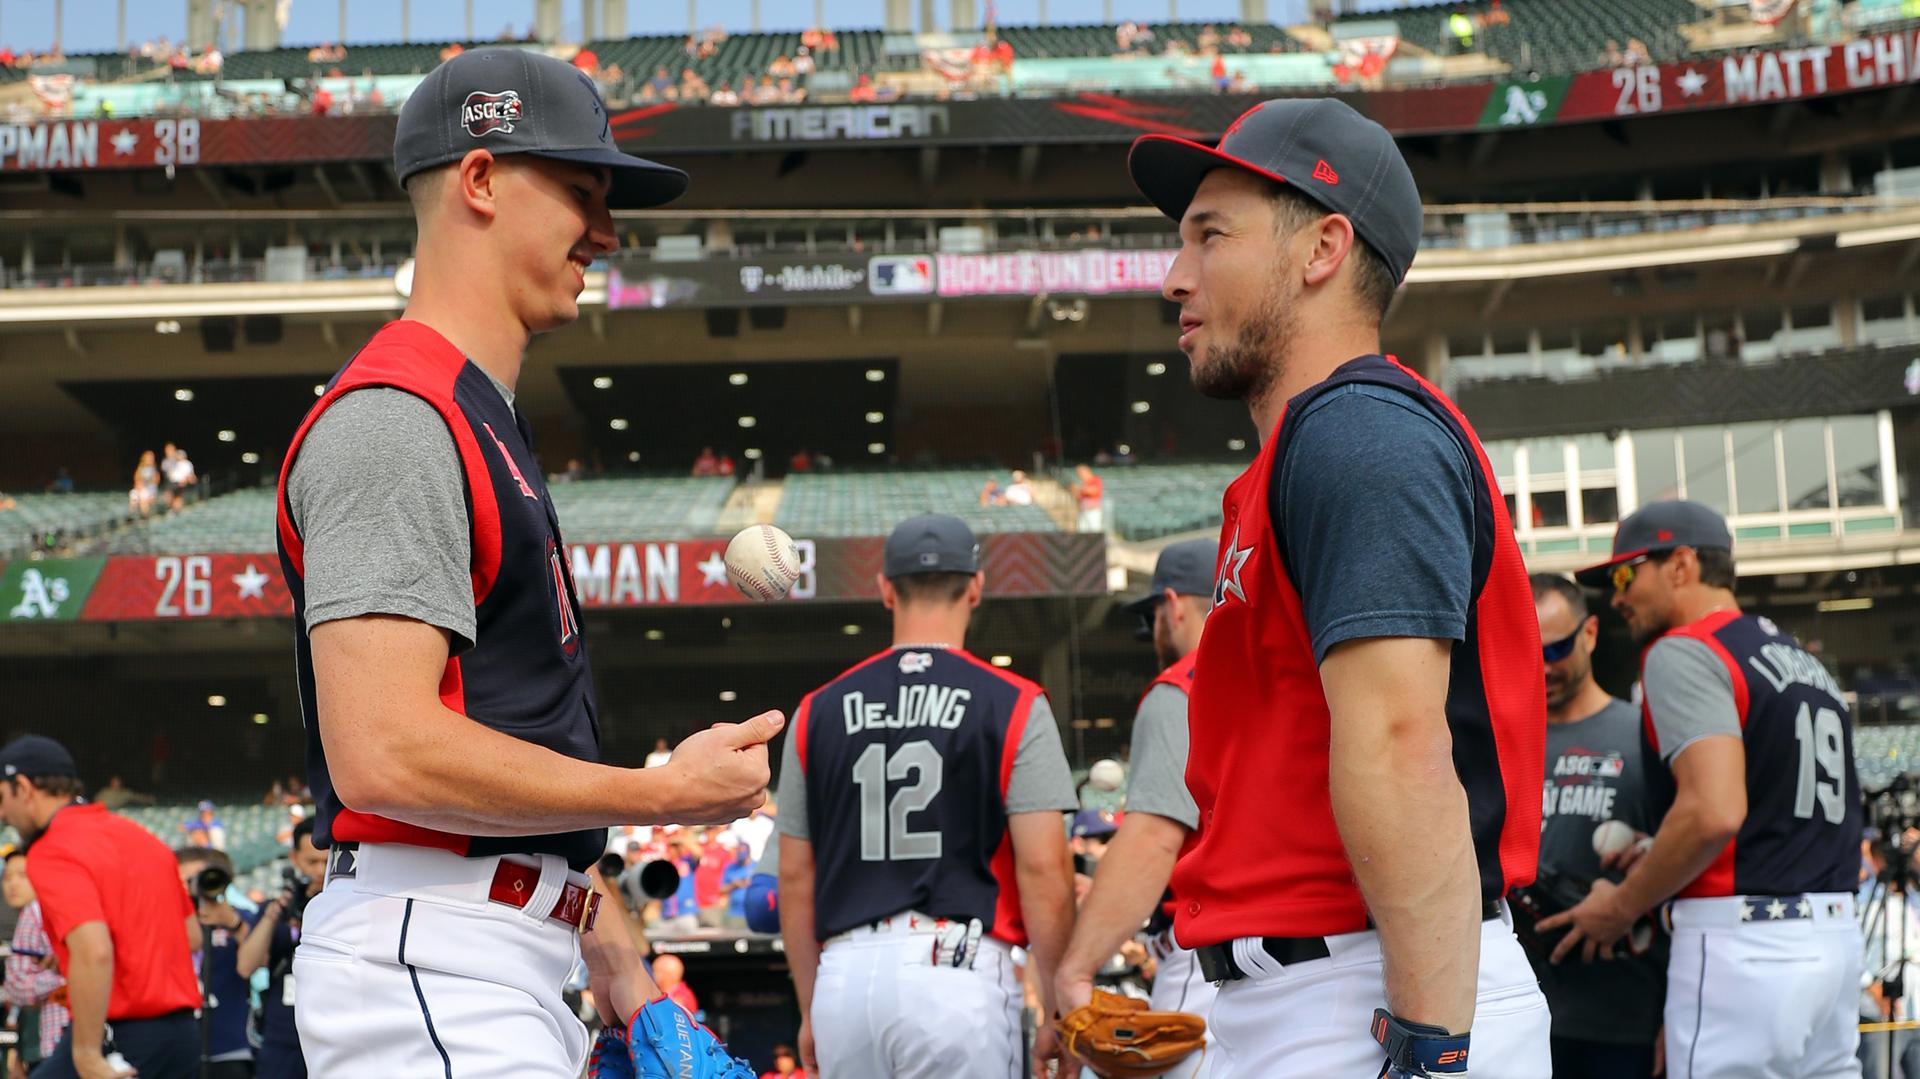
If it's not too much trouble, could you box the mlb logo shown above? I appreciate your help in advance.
[1597,755,1624,778]
[462,89,524,137]
[869,256,934,296]
[899,651,933,675]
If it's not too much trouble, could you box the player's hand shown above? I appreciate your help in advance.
[580,891,655,1029]
[1052,970,1095,1017]
[1538,878,1633,964]
[1599,832,1654,875]
[1031,1018,1064,1078]
[72,1049,134,1079]
[798,1016,819,1075]
[654,711,784,825]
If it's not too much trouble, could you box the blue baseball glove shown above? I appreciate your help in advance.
[588,996,758,1079]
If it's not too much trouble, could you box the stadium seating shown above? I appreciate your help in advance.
[776,470,1056,537]
[1854,723,1920,792]
[217,40,454,80]
[0,492,136,559]
[1082,463,1248,542]
[105,488,277,555]
[548,476,736,541]
[116,802,298,878]
[1336,0,1698,74]
[997,21,1301,60]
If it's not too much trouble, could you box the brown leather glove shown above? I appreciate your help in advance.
[1055,988,1207,1078]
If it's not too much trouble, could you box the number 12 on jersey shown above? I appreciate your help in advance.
[854,740,945,861]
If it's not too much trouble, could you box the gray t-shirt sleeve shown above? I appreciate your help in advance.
[288,387,476,651]
[1642,636,1742,762]
[774,722,809,841]
[1004,696,1080,814]
[1123,684,1199,829]
[1276,384,1476,663]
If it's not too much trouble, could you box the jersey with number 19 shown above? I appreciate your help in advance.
[1641,610,1862,898]
[796,646,1045,945]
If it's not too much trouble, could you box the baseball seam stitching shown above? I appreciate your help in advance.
[761,527,797,583]
[731,563,774,600]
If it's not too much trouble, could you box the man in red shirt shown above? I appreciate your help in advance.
[0,736,200,1079]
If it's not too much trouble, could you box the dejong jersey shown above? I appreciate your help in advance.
[797,646,1045,944]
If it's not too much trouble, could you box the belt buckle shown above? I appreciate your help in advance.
[576,889,601,934]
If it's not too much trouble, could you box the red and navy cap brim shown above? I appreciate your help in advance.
[1128,134,1293,223]
[1572,547,1656,588]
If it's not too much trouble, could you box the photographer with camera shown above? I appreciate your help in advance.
[1520,575,1666,1079]
[235,820,324,1079]
[176,848,256,1079]
[1859,829,1920,1077]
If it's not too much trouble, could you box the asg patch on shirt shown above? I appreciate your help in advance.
[898,651,934,675]
[462,90,523,137]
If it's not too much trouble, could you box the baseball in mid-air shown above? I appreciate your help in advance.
[1088,758,1125,791]
[1591,819,1635,858]
[725,524,802,601]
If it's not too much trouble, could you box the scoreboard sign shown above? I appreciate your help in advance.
[1,533,1104,623]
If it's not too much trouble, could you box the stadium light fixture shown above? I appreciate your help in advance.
[990,655,1013,667]
[1116,443,1132,456]
[865,411,884,424]
[154,320,181,334]
[593,376,613,390]
[207,695,227,707]
[645,629,666,641]
[1816,597,1874,613]
[174,388,195,402]
[217,430,236,443]
[868,443,886,455]
[313,384,326,397]
[241,452,261,465]
[842,624,862,635]
[744,448,763,461]
[729,373,749,386]
[1093,717,1117,729]
[627,451,641,462]
[738,416,757,428]
[1130,401,1151,414]
[252,713,269,725]
[719,690,738,702]
[865,369,886,382]
[1228,438,1247,451]
[609,418,630,431]
[1070,718,1093,730]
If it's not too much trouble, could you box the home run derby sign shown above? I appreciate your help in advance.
[0,533,1103,623]
[8,31,1920,174]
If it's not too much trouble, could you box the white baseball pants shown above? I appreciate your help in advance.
[1664,893,1862,1079]
[1147,933,1217,1079]
[811,912,1024,1079]
[292,843,590,1079]
[1203,904,1551,1079]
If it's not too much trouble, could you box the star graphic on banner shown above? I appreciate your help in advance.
[1765,898,1788,920]
[1213,525,1252,608]
[110,127,138,155]
[233,563,269,600]
[1676,68,1708,98]
[1738,902,1754,921]
[697,551,729,588]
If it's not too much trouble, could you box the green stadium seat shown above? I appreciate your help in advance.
[1071,463,1247,542]
[775,470,1056,538]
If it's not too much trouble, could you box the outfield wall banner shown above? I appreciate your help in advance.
[606,253,936,310]
[14,534,1104,623]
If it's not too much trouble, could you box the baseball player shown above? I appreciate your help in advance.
[1053,538,1218,1079]
[1522,573,1665,1079]
[1126,97,1551,1078]
[1546,501,1865,1077]
[777,514,1079,1079]
[275,50,779,1078]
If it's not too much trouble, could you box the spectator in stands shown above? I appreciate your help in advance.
[0,492,14,513]
[1197,24,1222,55]
[130,449,160,516]
[1625,37,1651,65]
[793,47,815,77]
[283,773,310,803]
[1211,53,1230,92]
[777,77,804,104]
[0,735,201,1078]
[573,47,600,75]
[47,468,73,495]
[980,474,1004,507]
[1602,39,1624,66]
[1227,25,1253,51]
[179,848,255,1079]
[1004,469,1034,506]
[237,818,324,1079]
[770,54,796,79]
[729,797,777,861]
[681,67,709,101]
[645,737,673,768]
[3,848,69,1073]
[439,42,464,62]
[692,446,721,477]
[751,75,781,105]
[721,838,754,929]
[718,453,737,477]
[1227,70,1253,93]
[695,833,733,928]
[711,80,741,106]
[788,448,814,474]
[656,832,702,935]
[1071,464,1105,532]
[648,65,675,99]
[90,775,154,811]
[761,1044,805,1079]
[652,953,699,1015]
[274,804,305,847]
[162,442,196,511]
[180,800,228,850]
[311,84,333,115]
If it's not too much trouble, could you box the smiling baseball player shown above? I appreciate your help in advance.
[777,514,1079,1079]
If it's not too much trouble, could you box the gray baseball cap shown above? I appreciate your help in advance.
[1123,537,1217,640]
[884,514,981,579]
[1575,500,1734,587]
[1127,97,1422,285]
[394,48,687,209]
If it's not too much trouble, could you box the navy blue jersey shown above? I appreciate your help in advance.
[797,646,1044,944]
[201,909,258,1058]
[277,320,604,870]
[1642,611,1862,897]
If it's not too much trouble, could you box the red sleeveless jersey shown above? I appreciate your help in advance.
[1171,356,1544,946]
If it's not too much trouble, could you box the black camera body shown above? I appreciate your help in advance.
[281,866,316,920]
[191,865,234,901]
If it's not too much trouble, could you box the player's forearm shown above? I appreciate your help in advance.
[778,839,822,1015]
[1609,792,1739,919]
[63,928,112,1064]
[1056,815,1185,985]
[236,905,278,977]
[1016,855,1077,1018]
[1331,716,1479,1034]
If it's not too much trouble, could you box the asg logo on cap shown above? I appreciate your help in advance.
[462,89,524,137]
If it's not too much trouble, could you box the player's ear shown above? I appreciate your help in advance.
[877,573,896,611]
[1301,212,1356,290]
[966,572,985,609]
[455,148,501,221]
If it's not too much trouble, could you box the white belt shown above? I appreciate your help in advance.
[325,841,586,921]
[1667,892,1856,929]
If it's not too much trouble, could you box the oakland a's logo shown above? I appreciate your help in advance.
[461,90,524,137]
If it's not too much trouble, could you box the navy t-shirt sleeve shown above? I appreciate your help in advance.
[1273,383,1476,663]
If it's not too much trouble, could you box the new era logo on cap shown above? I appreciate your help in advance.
[461,89,524,137]
[1312,159,1339,185]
